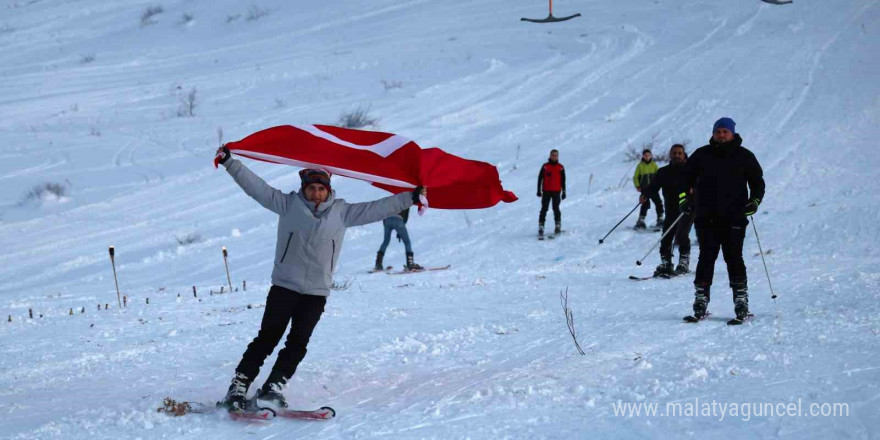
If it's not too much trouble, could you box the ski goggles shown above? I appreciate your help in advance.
[299,169,332,189]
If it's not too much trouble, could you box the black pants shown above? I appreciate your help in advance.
[235,285,326,386]
[539,191,561,225]
[694,218,748,298]
[640,190,664,218]
[660,210,693,260]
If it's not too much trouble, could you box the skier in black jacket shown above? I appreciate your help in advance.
[680,117,765,321]
[643,144,692,276]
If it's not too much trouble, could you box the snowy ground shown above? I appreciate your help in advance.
[1,0,879,438]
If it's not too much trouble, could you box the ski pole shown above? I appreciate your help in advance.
[635,212,687,266]
[108,246,122,309]
[222,247,233,293]
[598,202,641,244]
[750,216,777,299]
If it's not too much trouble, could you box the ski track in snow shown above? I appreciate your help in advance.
[1,0,879,439]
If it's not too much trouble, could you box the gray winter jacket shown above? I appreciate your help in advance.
[223,159,413,296]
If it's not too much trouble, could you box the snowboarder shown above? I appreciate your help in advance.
[642,144,693,277]
[680,118,765,322]
[537,149,566,238]
[214,145,426,411]
[633,149,663,229]
[374,207,423,272]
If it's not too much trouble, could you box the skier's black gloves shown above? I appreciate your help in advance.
[678,192,694,215]
[216,145,231,165]
[561,191,566,200]
[744,198,761,216]
[537,190,542,197]
[412,186,424,205]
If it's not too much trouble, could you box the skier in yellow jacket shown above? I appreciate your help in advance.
[632,149,664,229]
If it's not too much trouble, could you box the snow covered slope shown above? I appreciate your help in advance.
[1,0,878,438]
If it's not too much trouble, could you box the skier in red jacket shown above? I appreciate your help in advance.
[537,149,566,238]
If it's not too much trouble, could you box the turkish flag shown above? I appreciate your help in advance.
[218,125,518,209]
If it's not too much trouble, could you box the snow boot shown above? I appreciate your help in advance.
[255,380,288,412]
[675,254,690,275]
[733,282,749,320]
[653,215,664,229]
[693,285,710,319]
[634,216,647,230]
[374,251,384,271]
[538,222,545,239]
[554,221,561,235]
[220,372,251,411]
[405,252,424,271]
[654,256,674,277]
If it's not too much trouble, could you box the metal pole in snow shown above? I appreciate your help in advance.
[109,246,122,309]
[222,247,233,293]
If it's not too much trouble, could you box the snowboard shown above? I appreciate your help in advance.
[387,265,451,275]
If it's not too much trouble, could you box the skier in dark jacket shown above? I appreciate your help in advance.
[537,149,566,238]
[643,144,692,276]
[680,118,765,322]
[214,146,426,412]
[374,207,423,271]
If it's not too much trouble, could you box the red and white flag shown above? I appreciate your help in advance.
[216,125,518,210]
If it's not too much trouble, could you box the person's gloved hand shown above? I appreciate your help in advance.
[744,198,761,216]
[639,194,647,205]
[561,191,566,200]
[215,145,231,165]
[537,190,542,197]
[679,192,694,215]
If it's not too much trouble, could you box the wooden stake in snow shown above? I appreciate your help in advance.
[222,247,233,294]
[108,246,122,309]
[192,286,197,298]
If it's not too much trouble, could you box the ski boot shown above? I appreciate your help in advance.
[373,251,385,272]
[733,283,750,321]
[653,215,664,229]
[219,372,251,412]
[538,223,545,239]
[554,221,561,235]
[254,380,288,412]
[405,252,424,271]
[634,216,647,230]
[692,285,710,319]
[653,256,674,277]
[675,254,690,275]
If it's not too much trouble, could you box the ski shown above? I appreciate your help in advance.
[277,406,336,420]
[368,265,393,274]
[547,230,566,240]
[683,312,712,323]
[727,314,755,326]
[387,265,451,275]
[158,400,274,421]
[159,399,335,421]
[628,273,675,281]
[633,226,662,233]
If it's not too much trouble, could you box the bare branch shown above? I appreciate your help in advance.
[560,287,586,356]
